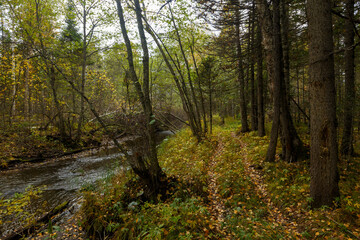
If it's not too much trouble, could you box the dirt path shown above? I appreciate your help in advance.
[205,137,231,239]
[231,132,302,238]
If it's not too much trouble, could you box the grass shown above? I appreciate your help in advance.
[80,118,360,239]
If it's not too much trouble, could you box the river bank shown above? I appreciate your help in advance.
[0,124,106,171]
[0,130,174,239]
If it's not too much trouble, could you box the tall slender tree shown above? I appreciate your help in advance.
[249,2,258,131]
[340,0,355,156]
[234,0,249,132]
[256,19,265,137]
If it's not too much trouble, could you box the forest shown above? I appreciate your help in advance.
[0,0,359,239]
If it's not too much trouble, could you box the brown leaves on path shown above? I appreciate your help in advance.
[231,132,303,239]
[205,137,231,239]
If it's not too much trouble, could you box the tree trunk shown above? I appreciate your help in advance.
[209,69,213,134]
[256,19,265,137]
[281,1,290,106]
[134,0,164,196]
[190,42,208,133]
[257,0,304,163]
[264,0,282,162]
[143,13,204,142]
[235,5,249,132]
[115,0,164,199]
[10,47,17,124]
[24,63,30,121]
[307,0,340,208]
[250,3,258,131]
[76,2,87,142]
[340,0,355,156]
[49,66,67,140]
[169,5,204,138]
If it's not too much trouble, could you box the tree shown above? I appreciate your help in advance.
[60,0,81,43]
[260,0,281,162]
[143,1,209,142]
[249,2,258,131]
[256,18,265,137]
[71,0,103,142]
[307,0,340,208]
[115,0,165,198]
[234,0,249,133]
[256,0,304,163]
[197,56,219,134]
[340,0,355,156]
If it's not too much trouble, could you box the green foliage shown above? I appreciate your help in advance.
[81,171,215,239]
[158,128,213,181]
[0,124,67,167]
[236,126,360,239]
[81,119,360,239]
[81,128,218,239]
[0,186,46,233]
[60,0,82,43]
[113,198,212,240]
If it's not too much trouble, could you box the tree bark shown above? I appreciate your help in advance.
[115,0,164,198]
[307,0,340,208]
[256,20,265,137]
[250,3,258,131]
[281,1,290,106]
[264,0,282,162]
[134,0,164,195]
[340,0,355,156]
[257,0,304,163]
[235,5,249,132]
[49,65,67,140]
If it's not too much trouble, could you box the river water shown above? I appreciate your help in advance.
[0,147,123,211]
[0,130,173,237]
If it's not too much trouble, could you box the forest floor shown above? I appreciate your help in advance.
[75,119,360,239]
[2,119,360,239]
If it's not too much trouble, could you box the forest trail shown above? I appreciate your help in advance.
[205,137,231,239]
[231,132,302,238]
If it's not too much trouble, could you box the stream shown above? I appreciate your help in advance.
[0,147,123,212]
[0,130,173,237]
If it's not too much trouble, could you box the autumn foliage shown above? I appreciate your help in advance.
[80,119,360,239]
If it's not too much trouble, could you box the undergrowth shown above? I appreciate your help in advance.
[81,118,360,239]
[0,186,46,236]
[81,129,219,239]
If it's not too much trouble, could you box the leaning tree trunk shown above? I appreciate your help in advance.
[340,0,355,156]
[307,0,340,208]
[134,0,164,196]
